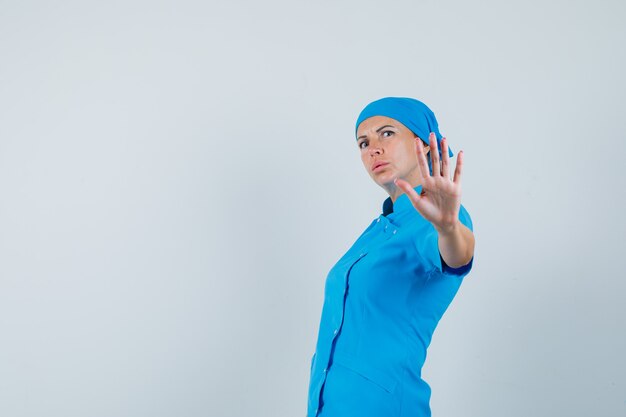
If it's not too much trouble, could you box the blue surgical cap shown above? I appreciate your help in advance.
[355,97,453,157]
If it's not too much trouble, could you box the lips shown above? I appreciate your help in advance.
[371,161,389,172]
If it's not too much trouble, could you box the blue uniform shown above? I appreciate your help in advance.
[307,185,473,417]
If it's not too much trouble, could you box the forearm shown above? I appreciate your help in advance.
[436,221,475,268]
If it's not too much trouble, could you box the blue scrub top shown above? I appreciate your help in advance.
[307,185,473,417]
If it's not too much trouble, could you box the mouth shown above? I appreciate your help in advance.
[372,162,389,172]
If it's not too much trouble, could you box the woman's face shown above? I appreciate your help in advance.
[356,116,429,189]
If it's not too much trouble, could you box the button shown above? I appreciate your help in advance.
[333,329,338,335]
[323,368,327,373]
[376,218,380,223]
[392,229,397,234]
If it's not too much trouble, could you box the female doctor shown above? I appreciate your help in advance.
[307,97,475,417]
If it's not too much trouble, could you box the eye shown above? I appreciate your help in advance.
[381,130,395,138]
[358,141,368,149]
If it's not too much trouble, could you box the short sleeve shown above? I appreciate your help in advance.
[415,204,474,277]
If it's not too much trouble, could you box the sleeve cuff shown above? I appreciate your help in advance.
[440,255,474,276]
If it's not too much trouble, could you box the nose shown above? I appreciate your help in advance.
[369,144,382,156]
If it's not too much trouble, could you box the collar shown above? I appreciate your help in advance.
[382,185,423,217]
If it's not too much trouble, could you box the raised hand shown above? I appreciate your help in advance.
[394,133,463,234]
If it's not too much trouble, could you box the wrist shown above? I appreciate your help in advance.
[435,218,461,236]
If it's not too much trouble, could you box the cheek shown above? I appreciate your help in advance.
[396,150,415,170]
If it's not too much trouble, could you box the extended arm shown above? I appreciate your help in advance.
[395,133,475,268]
[435,220,474,268]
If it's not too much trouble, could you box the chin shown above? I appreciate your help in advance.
[374,175,396,188]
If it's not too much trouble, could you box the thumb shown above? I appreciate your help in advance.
[394,178,422,204]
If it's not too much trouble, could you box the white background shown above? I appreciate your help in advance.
[1,1,625,416]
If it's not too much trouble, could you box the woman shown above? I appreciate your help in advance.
[307,97,475,417]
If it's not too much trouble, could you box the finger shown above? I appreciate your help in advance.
[453,150,463,184]
[394,177,423,205]
[415,138,431,179]
[429,133,441,177]
[441,137,450,180]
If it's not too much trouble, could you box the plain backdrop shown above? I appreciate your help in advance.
[1,1,625,416]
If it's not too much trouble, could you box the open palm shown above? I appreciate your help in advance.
[394,133,463,233]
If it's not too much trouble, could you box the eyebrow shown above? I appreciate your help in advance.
[357,125,396,141]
